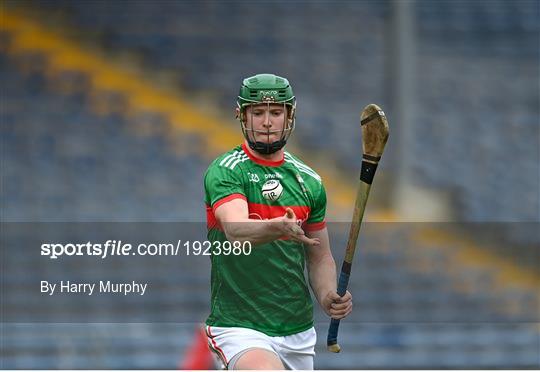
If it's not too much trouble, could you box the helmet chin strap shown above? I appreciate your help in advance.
[248,139,287,154]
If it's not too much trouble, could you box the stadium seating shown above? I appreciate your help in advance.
[0,52,206,222]
[20,0,539,223]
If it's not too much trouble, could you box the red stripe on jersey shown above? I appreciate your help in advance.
[304,221,327,232]
[247,203,311,223]
[242,142,285,167]
[206,205,219,230]
[206,196,317,233]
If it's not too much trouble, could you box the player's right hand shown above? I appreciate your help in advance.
[322,290,353,320]
[280,208,320,246]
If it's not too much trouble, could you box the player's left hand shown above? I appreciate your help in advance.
[322,290,353,320]
[280,208,320,246]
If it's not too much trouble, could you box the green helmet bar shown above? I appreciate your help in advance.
[237,73,296,155]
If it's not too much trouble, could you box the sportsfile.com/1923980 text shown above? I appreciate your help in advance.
[40,240,252,259]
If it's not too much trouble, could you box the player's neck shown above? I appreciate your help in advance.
[242,141,285,164]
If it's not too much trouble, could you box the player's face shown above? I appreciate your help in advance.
[244,104,288,143]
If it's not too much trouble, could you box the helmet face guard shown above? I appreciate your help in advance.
[238,101,296,155]
[237,74,296,155]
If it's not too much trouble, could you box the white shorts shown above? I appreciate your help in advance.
[205,325,317,370]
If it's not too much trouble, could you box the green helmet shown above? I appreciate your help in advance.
[237,73,296,154]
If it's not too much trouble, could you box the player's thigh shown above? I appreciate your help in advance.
[206,326,278,369]
[232,348,284,370]
[279,327,316,369]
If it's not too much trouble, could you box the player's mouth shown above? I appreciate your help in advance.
[252,130,282,143]
[254,134,280,143]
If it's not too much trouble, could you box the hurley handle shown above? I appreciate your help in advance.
[326,262,351,352]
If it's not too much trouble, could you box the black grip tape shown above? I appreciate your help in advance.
[363,154,381,162]
[341,260,352,275]
[360,160,378,184]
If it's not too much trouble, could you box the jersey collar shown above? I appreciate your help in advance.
[242,143,285,167]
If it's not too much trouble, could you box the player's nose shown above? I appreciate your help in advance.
[262,112,272,127]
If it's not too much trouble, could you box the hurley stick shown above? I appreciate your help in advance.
[327,104,389,353]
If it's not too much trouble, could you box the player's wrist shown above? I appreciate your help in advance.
[269,215,288,233]
[317,288,335,306]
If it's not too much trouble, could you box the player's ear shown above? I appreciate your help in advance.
[235,107,240,119]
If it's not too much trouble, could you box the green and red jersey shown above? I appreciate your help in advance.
[204,143,327,336]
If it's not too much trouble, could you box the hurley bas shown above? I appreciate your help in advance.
[41,280,147,296]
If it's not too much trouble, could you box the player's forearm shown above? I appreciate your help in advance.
[222,219,284,246]
[308,253,337,306]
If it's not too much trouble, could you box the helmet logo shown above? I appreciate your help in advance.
[260,90,277,102]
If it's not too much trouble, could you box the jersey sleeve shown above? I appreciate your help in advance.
[305,182,327,231]
[204,161,246,212]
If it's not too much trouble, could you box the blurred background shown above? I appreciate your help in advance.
[1,0,539,369]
